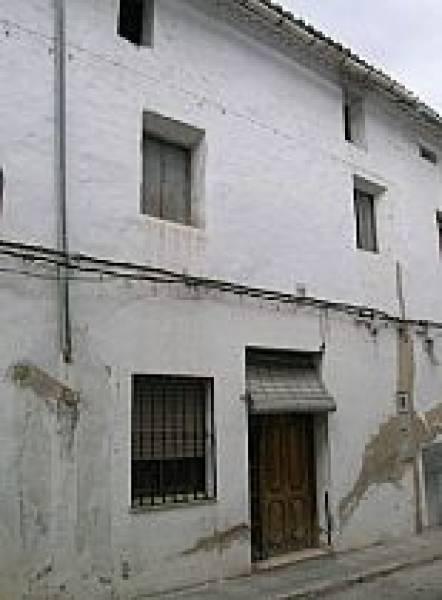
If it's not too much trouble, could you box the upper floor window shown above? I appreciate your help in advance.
[143,136,191,224]
[343,92,365,146]
[141,111,205,227]
[118,0,154,47]
[436,211,442,257]
[354,187,377,253]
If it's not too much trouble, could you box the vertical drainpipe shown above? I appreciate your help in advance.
[396,262,422,534]
[54,0,72,363]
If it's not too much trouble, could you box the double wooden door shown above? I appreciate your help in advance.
[250,414,317,561]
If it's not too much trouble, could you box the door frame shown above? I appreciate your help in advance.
[249,411,331,562]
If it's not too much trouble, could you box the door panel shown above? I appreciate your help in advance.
[250,414,317,560]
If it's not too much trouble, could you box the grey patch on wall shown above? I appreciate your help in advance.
[181,523,250,556]
[9,362,79,407]
[9,362,79,453]
[339,403,442,525]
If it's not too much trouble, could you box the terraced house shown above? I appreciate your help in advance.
[1,0,442,598]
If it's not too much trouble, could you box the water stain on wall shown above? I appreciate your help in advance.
[181,523,250,555]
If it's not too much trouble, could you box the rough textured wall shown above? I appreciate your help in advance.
[3,278,441,598]
[0,0,442,598]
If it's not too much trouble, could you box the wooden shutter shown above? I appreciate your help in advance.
[142,136,162,217]
[142,136,191,224]
[161,142,190,224]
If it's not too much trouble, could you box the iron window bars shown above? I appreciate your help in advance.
[131,375,216,507]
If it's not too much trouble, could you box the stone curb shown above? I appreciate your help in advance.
[276,552,442,599]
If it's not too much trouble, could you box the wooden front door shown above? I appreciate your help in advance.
[250,414,317,561]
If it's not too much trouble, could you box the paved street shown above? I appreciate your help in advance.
[157,529,442,600]
[327,559,442,599]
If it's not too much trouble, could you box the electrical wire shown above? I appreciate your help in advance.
[1,238,441,332]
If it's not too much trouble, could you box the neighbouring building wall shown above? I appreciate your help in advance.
[0,0,442,598]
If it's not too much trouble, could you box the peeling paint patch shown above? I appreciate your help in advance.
[9,362,79,407]
[10,362,80,453]
[339,403,442,525]
[181,523,250,555]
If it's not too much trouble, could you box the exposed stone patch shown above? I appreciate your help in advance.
[339,403,442,525]
[9,362,79,407]
[10,362,80,454]
[181,523,250,555]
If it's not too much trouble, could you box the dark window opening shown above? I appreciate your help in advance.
[0,168,3,215]
[437,211,442,257]
[142,135,192,225]
[118,0,154,47]
[354,188,378,252]
[343,93,365,145]
[131,375,216,508]
[420,145,438,165]
[344,102,352,142]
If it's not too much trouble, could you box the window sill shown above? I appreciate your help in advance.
[139,213,204,232]
[346,139,368,153]
[356,247,380,255]
[129,497,217,515]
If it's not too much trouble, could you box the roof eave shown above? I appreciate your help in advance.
[238,0,442,135]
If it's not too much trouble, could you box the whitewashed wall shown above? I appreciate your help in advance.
[0,0,441,597]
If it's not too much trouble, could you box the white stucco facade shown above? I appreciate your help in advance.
[1,1,442,598]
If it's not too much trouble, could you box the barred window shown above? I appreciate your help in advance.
[131,375,216,508]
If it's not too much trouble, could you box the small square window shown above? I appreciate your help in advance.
[118,0,154,47]
[436,211,442,257]
[131,375,216,508]
[343,93,365,145]
[354,188,378,252]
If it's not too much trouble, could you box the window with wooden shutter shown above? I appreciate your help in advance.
[131,375,216,507]
[354,188,377,252]
[142,135,191,225]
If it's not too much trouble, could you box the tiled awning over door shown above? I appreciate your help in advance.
[246,361,336,414]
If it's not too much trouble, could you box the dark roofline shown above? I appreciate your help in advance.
[240,0,442,135]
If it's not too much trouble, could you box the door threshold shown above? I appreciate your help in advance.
[253,547,330,572]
